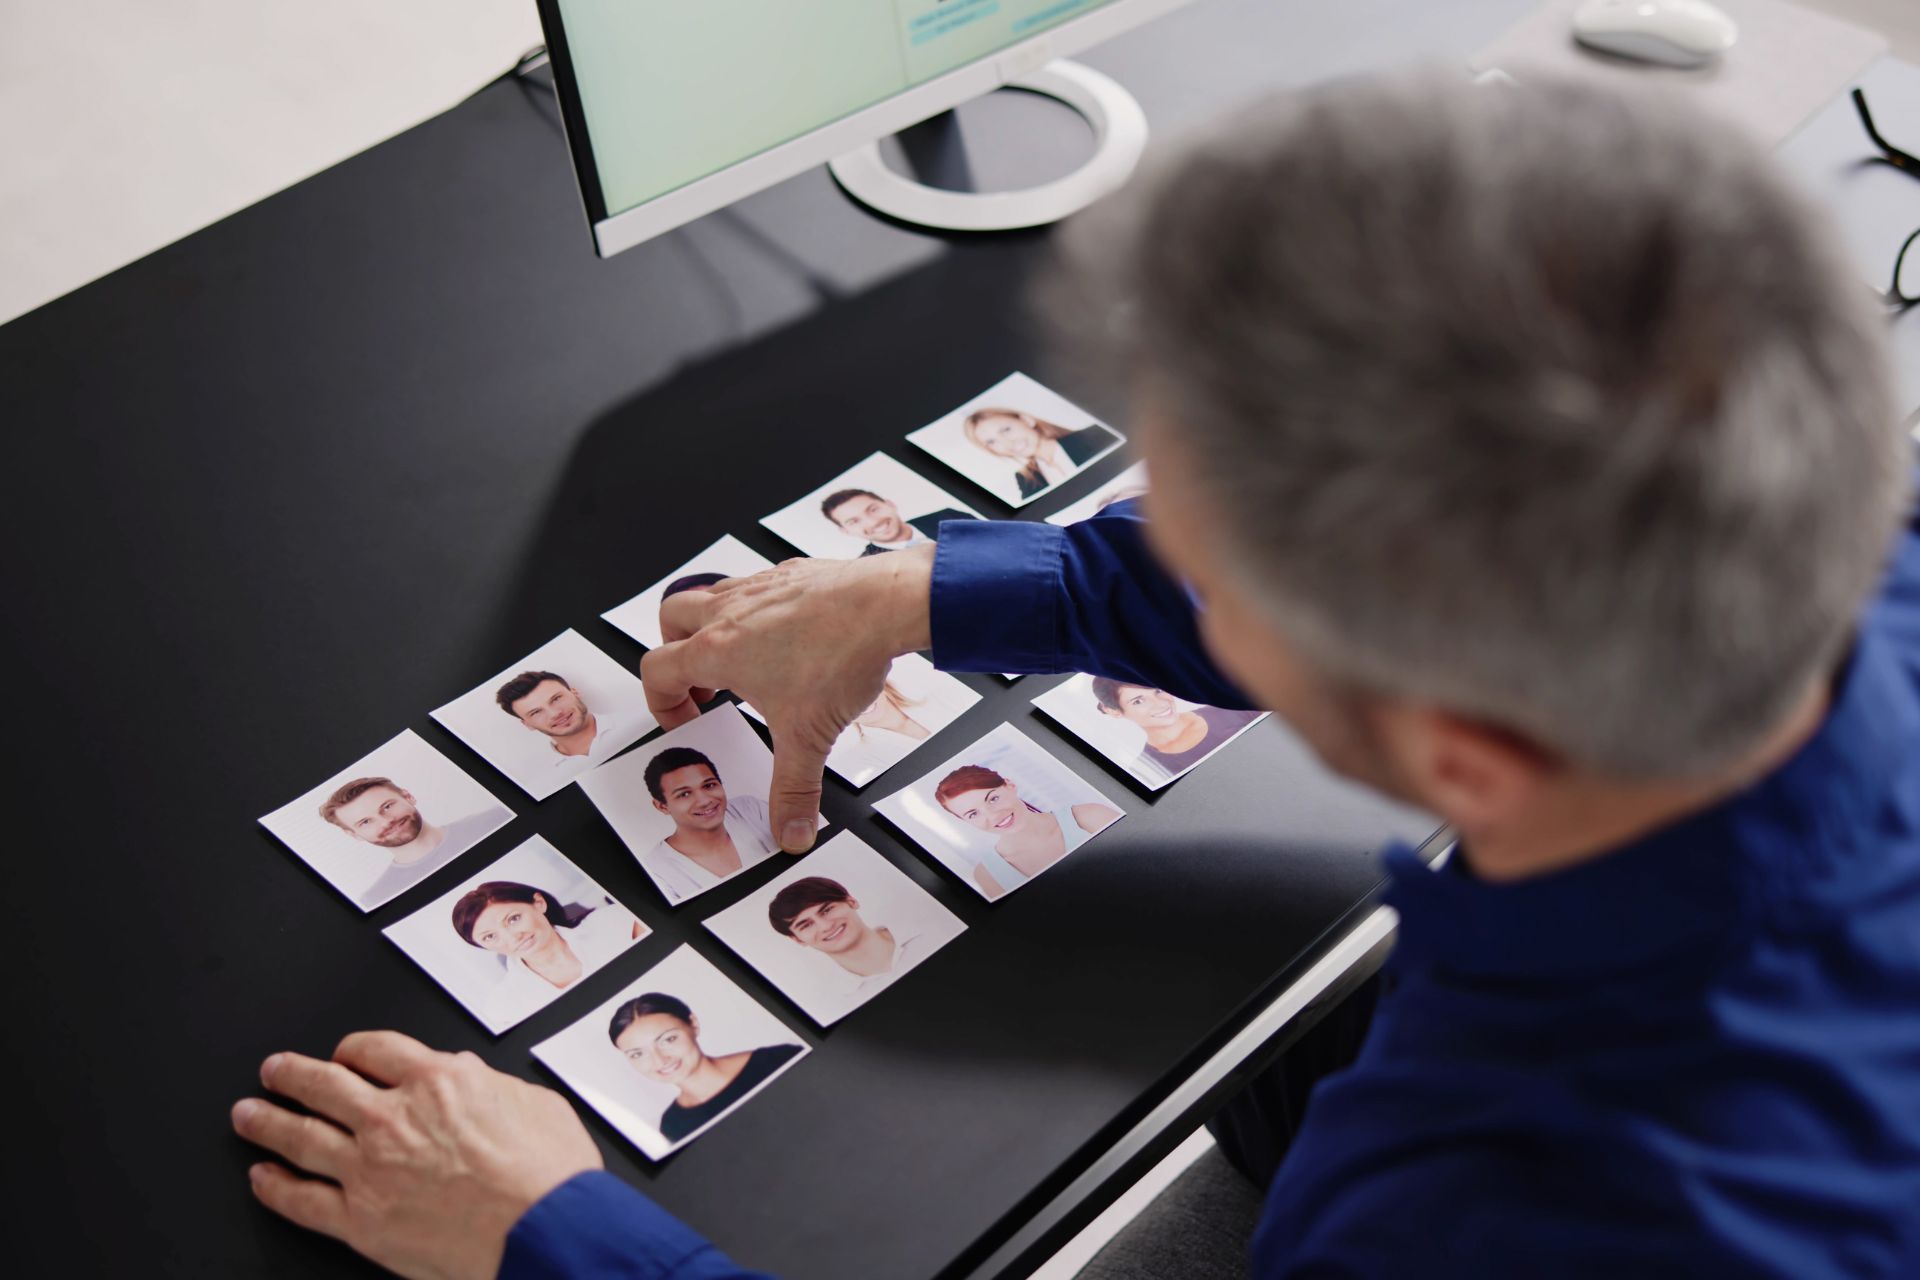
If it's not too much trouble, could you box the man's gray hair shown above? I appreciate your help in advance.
[1055,70,1909,778]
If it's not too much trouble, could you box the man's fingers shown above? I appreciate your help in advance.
[768,723,832,853]
[658,586,723,644]
[331,1030,444,1086]
[232,1098,356,1180]
[259,1052,379,1129]
[641,640,718,725]
[248,1162,351,1241]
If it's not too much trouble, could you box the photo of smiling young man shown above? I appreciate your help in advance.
[259,729,513,911]
[432,629,659,800]
[1033,672,1268,790]
[705,832,965,1025]
[577,703,821,907]
[760,451,981,560]
[383,835,649,1034]
[533,946,809,1161]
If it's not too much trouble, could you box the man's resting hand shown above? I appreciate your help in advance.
[231,1032,601,1280]
[641,548,934,853]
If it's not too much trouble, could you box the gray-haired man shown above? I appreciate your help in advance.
[234,72,1919,1279]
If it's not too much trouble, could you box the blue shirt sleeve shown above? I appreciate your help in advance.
[928,499,1255,709]
[499,1171,775,1280]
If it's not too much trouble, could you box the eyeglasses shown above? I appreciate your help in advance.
[1849,89,1918,309]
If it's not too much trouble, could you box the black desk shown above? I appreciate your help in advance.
[0,0,1524,1274]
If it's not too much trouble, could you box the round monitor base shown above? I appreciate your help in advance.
[827,59,1148,233]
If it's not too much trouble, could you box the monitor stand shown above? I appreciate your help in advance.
[827,60,1147,233]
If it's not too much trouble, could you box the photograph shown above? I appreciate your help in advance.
[533,945,809,1161]
[382,835,650,1035]
[601,534,776,651]
[1045,461,1149,527]
[740,652,980,789]
[704,831,966,1026]
[873,722,1126,901]
[259,729,513,912]
[759,451,984,559]
[431,629,659,801]
[577,702,820,907]
[1032,673,1268,790]
[906,372,1125,508]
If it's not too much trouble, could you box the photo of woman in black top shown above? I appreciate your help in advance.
[608,992,803,1141]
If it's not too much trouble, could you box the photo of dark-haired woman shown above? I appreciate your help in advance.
[534,947,809,1160]
[383,836,648,1034]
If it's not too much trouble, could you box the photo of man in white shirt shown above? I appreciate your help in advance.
[637,746,780,905]
[768,876,934,1012]
[319,775,511,909]
[702,831,967,1026]
[495,669,634,770]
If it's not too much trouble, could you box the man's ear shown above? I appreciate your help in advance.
[1388,704,1559,832]
[844,897,861,912]
[652,798,669,815]
[1096,704,1121,719]
[399,788,417,803]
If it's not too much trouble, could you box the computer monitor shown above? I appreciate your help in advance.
[534,0,1197,257]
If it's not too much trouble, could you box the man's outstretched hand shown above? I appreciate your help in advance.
[231,1032,602,1280]
[641,548,934,853]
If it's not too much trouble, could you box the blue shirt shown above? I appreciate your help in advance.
[503,494,1920,1279]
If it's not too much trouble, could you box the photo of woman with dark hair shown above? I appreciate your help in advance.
[451,877,647,1027]
[534,948,810,1160]
[1090,677,1265,782]
[607,992,803,1142]
[383,836,648,1034]
[1032,672,1267,791]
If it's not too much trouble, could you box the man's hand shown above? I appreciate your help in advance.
[642,548,933,853]
[231,1032,602,1280]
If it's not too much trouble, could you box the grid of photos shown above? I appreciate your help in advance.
[602,534,776,651]
[874,723,1126,901]
[256,366,1282,1171]
[907,372,1125,508]
[534,946,809,1161]
[705,832,966,1026]
[760,452,983,559]
[1033,674,1268,791]
[260,729,513,911]
[577,703,821,907]
[740,652,981,789]
[432,629,659,801]
[1046,461,1149,527]
[383,835,650,1035]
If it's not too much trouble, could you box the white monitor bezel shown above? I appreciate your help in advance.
[535,0,1197,257]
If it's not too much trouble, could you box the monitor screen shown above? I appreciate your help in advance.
[550,0,1129,224]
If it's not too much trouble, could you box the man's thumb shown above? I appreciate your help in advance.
[768,725,830,853]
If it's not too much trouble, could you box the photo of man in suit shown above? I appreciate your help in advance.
[820,487,976,557]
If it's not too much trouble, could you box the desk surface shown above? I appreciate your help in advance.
[38,0,1917,1275]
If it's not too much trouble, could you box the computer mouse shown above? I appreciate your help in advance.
[1571,0,1738,67]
